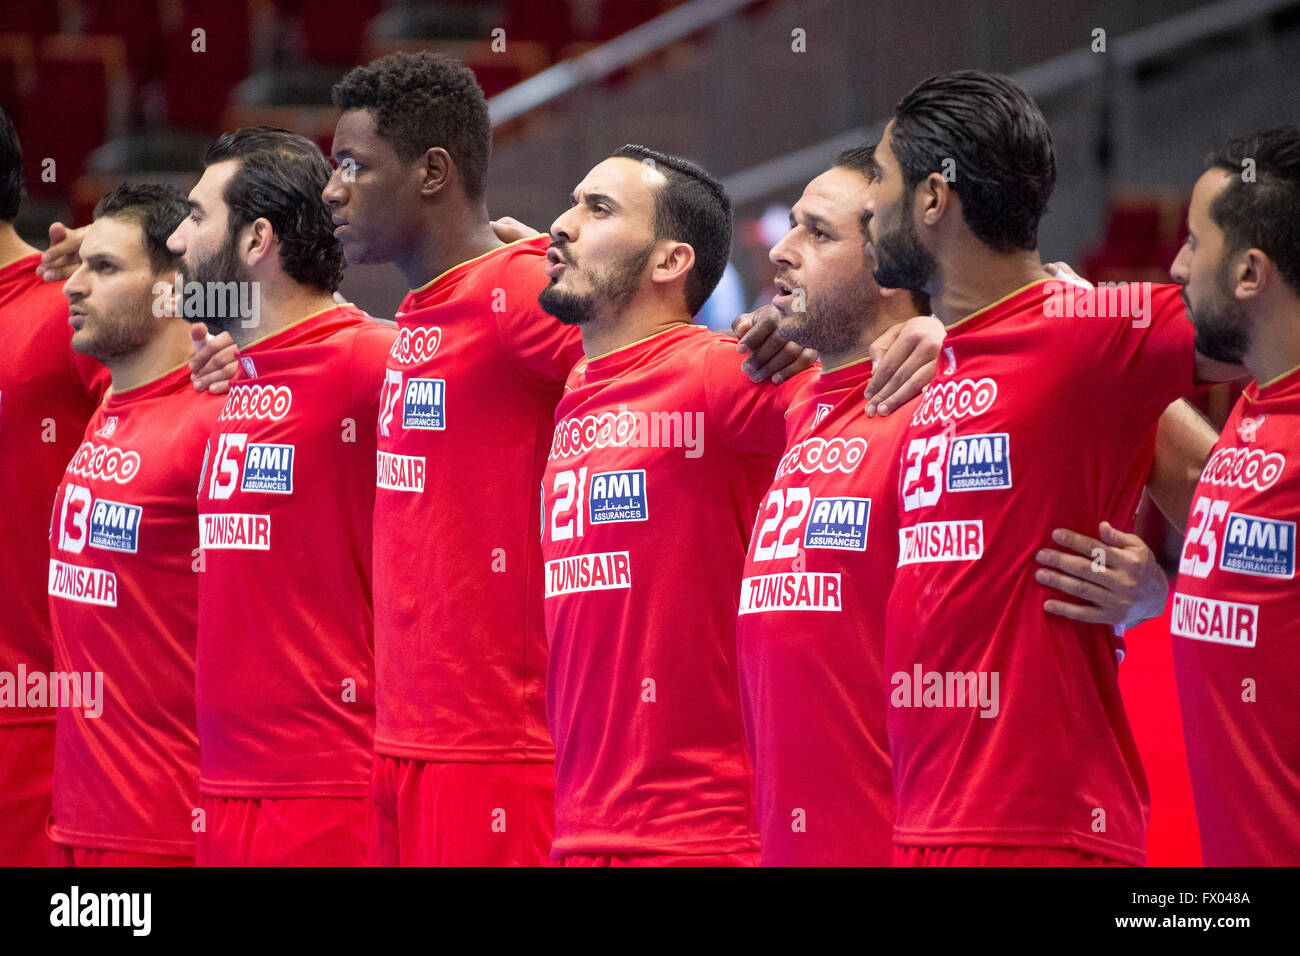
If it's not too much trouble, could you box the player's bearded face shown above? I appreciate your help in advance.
[775,262,880,358]
[538,240,653,326]
[67,220,162,363]
[181,226,249,335]
[1186,255,1251,364]
[871,194,938,292]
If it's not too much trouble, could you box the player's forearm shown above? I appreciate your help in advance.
[1146,398,1218,532]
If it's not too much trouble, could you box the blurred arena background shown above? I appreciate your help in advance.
[2,0,1297,866]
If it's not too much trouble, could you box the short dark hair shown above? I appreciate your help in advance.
[331,52,491,202]
[93,183,189,273]
[0,106,21,222]
[890,71,1055,253]
[610,144,731,315]
[833,146,931,316]
[1206,126,1300,295]
[205,126,344,292]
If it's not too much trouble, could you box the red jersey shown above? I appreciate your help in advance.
[195,305,395,797]
[0,254,108,726]
[885,280,1196,865]
[1172,363,1300,865]
[736,358,909,866]
[542,324,802,855]
[372,236,583,762]
[48,364,220,855]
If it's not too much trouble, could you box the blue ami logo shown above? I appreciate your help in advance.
[946,432,1011,491]
[403,378,446,430]
[1220,512,1295,578]
[88,498,142,553]
[589,469,648,524]
[805,496,870,551]
[241,443,294,494]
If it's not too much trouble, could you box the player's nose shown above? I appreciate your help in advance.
[322,169,345,206]
[769,230,797,268]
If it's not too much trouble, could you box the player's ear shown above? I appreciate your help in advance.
[1233,247,1267,302]
[418,147,452,197]
[651,240,695,287]
[919,172,950,227]
[244,219,275,269]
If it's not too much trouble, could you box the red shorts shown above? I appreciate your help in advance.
[52,844,192,867]
[0,722,56,866]
[197,795,367,866]
[892,845,1135,866]
[561,851,760,867]
[368,755,554,866]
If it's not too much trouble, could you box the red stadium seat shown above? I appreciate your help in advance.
[20,33,128,200]
[278,0,384,66]
[0,33,36,127]
[158,0,262,130]
[80,0,164,85]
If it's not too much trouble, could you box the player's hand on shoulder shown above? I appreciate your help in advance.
[36,222,89,283]
[189,323,240,395]
[733,303,817,385]
[1043,261,1092,288]
[1035,521,1168,631]
[492,216,541,242]
[863,314,945,417]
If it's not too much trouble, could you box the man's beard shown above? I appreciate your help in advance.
[872,208,937,292]
[776,270,881,359]
[73,303,155,363]
[538,243,653,326]
[1188,261,1250,364]
[181,231,247,335]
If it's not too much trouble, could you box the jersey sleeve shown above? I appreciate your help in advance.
[703,337,809,460]
[1078,281,1197,421]
[492,246,585,387]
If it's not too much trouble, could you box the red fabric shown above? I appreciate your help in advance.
[195,306,395,799]
[736,358,908,866]
[561,850,760,867]
[197,795,367,867]
[1171,365,1300,865]
[48,365,219,856]
[367,755,554,866]
[51,844,192,867]
[0,253,108,728]
[373,236,583,764]
[0,722,56,865]
[892,844,1133,866]
[885,280,1197,866]
[542,324,804,856]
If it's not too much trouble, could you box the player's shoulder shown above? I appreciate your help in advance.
[465,235,549,294]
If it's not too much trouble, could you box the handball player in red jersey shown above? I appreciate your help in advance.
[738,150,1192,865]
[324,53,813,866]
[48,184,223,866]
[0,106,235,866]
[174,128,396,866]
[536,145,862,865]
[863,71,1240,867]
[1169,126,1300,865]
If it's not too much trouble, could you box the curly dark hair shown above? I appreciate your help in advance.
[331,52,491,202]
[1207,126,1300,296]
[93,183,189,273]
[609,144,731,316]
[0,106,22,222]
[204,126,344,292]
[890,71,1056,254]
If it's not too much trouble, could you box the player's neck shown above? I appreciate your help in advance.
[932,245,1050,327]
[820,306,916,373]
[0,223,38,270]
[1246,297,1300,385]
[400,208,503,292]
[107,319,192,394]
[228,284,339,349]
[581,299,690,360]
